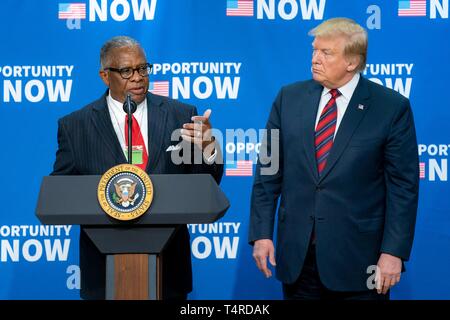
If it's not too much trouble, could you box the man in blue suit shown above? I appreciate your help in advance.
[249,18,419,300]
[51,36,223,300]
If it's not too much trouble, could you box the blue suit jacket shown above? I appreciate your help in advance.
[249,76,419,291]
[51,91,223,299]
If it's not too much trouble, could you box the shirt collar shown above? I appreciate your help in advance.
[107,92,147,114]
[321,73,360,101]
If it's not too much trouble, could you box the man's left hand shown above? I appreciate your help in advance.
[181,109,216,158]
[376,253,402,294]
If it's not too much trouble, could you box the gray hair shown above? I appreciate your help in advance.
[308,17,368,73]
[100,36,145,69]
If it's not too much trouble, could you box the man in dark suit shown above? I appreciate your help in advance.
[249,18,419,300]
[51,36,223,300]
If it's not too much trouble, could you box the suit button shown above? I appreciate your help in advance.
[316,186,322,191]
[309,215,314,221]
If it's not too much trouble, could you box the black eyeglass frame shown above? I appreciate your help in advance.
[104,63,153,79]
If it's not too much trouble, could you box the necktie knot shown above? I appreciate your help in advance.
[329,89,341,99]
[125,114,136,123]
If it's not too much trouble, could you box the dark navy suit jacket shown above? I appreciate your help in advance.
[51,91,223,299]
[249,76,419,291]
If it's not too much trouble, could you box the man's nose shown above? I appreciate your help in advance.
[312,51,321,64]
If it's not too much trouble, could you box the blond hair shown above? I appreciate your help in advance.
[309,18,368,72]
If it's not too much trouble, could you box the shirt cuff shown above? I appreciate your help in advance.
[204,148,217,164]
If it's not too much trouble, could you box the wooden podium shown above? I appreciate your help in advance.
[35,174,229,300]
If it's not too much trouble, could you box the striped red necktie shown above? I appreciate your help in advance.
[125,114,148,170]
[315,89,341,175]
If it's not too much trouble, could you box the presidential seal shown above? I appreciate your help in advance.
[97,164,153,221]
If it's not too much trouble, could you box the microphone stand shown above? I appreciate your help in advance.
[123,93,137,164]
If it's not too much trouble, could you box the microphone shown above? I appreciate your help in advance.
[123,93,137,165]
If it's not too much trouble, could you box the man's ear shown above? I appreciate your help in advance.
[346,55,360,72]
[99,70,110,87]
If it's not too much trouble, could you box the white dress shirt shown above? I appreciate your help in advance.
[107,93,148,153]
[315,73,360,136]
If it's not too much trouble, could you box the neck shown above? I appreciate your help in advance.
[326,72,357,89]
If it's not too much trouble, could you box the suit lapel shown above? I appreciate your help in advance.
[146,93,167,172]
[318,76,371,182]
[302,82,323,182]
[91,93,127,164]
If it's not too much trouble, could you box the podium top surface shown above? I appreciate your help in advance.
[36,174,229,226]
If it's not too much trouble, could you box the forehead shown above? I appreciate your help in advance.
[312,36,346,51]
[108,46,147,67]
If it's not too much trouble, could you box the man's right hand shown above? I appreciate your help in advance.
[252,239,276,278]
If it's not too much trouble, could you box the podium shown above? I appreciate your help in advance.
[35,174,229,300]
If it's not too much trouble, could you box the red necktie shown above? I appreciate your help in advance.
[315,89,341,175]
[125,114,148,170]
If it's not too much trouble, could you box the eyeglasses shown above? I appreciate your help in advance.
[104,63,153,79]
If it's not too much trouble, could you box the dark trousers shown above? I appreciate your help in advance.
[283,242,390,300]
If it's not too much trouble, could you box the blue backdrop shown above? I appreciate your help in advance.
[0,0,449,299]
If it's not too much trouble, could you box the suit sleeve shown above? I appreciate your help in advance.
[50,119,79,176]
[188,107,224,185]
[381,98,419,261]
[248,89,284,243]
